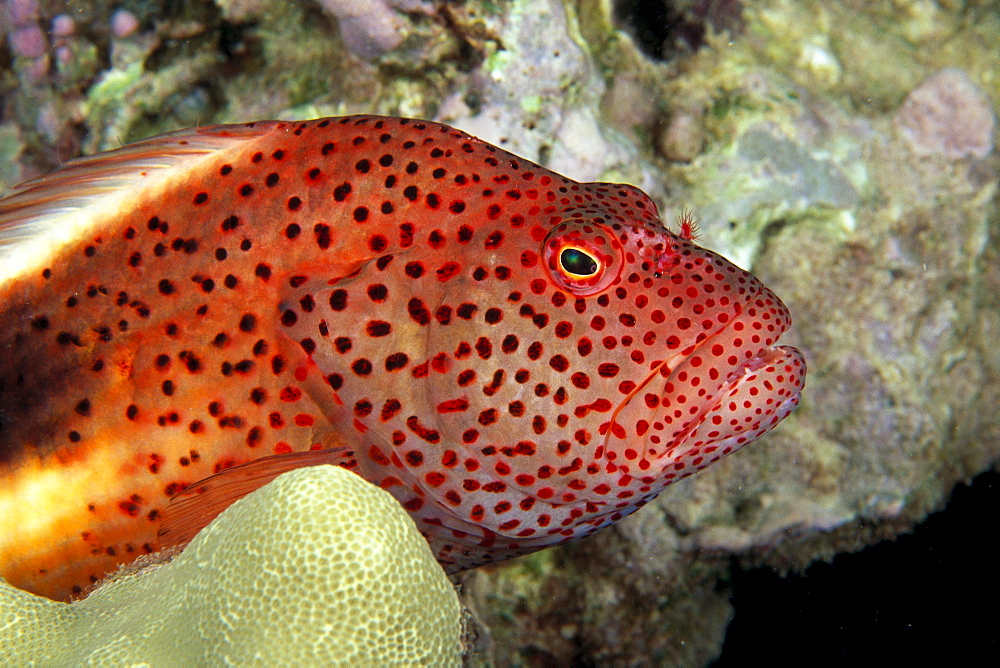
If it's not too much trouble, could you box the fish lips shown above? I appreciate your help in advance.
[656,284,806,465]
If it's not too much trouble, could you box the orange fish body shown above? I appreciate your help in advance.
[0,116,804,601]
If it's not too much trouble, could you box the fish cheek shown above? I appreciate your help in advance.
[273,265,431,440]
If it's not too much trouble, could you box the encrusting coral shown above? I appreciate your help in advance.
[0,465,462,665]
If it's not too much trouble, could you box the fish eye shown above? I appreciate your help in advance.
[541,221,622,296]
[559,247,598,276]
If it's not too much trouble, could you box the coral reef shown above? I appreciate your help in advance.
[896,67,996,160]
[0,466,463,665]
[1,0,998,664]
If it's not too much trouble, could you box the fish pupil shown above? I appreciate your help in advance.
[560,248,598,276]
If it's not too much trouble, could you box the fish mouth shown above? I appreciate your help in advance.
[600,283,805,473]
[655,284,806,458]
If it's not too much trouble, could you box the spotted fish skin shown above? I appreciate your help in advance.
[0,116,805,601]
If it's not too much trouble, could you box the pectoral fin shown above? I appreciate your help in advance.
[156,447,354,550]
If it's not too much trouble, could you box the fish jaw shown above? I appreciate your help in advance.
[644,283,806,483]
[664,344,804,470]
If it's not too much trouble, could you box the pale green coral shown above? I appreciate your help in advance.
[1,466,462,666]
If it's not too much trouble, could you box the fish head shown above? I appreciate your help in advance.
[384,182,805,499]
[281,161,804,557]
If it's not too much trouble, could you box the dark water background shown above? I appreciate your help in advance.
[715,469,1000,664]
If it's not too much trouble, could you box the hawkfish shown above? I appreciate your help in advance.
[0,116,805,601]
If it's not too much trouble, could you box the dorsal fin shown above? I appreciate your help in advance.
[0,121,278,284]
[156,447,354,550]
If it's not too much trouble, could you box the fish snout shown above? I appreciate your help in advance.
[651,284,806,478]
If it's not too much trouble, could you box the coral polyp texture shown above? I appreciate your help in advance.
[0,466,462,665]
